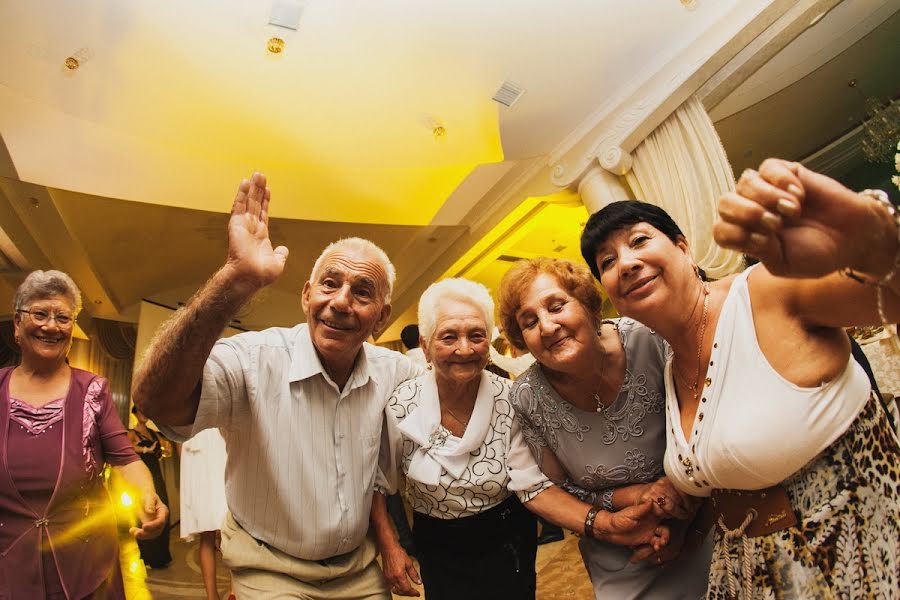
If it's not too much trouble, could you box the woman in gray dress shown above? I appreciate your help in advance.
[499,257,711,599]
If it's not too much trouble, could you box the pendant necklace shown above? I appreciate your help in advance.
[676,283,709,487]
[676,283,709,401]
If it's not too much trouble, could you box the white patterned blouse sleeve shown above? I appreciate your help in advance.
[506,403,553,503]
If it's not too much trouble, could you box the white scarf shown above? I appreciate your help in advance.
[398,371,496,486]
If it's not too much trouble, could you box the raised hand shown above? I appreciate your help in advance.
[714,159,878,278]
[131,492,169,540]
[595,501,669,549]
[225,172,290,291]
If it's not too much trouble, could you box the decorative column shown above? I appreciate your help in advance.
[577,164,631,214]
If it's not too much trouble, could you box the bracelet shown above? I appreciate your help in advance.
[600,488,616,513]
[842,189,900,324]
[584,506,601,540]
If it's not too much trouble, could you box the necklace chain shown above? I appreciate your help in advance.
[676,284,710,401]
[443,404,470,428]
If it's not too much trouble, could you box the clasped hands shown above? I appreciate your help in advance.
[620,477,699,566]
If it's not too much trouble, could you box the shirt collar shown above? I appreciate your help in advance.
[289,324,378,390]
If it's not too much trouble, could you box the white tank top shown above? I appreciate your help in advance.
[663,267,870,496]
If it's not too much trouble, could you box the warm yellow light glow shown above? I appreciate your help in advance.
[440,188,581,280]
[3,58,504,225]
[120,491,133,507]
[64,57,79,70]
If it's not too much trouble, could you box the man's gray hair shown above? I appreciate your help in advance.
[418,278,494,341]
[14,270,83,316]
[309,238,396,303]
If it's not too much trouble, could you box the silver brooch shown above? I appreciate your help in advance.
[427,427,448,449]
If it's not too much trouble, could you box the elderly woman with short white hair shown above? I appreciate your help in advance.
[378,278,666,600]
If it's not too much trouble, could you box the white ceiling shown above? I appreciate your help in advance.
[1,0,898,340]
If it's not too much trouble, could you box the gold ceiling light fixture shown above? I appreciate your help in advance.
[266,1,305,56]
[422,115,447,141]
[266,37,286,54]
[61,47,93,74]
[849,79,900,163]
[680,0,698,9]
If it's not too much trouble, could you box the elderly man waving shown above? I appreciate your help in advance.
[132,173,422,598]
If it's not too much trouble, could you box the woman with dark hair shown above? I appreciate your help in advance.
[579,159,900,597]
[0,270,168,598]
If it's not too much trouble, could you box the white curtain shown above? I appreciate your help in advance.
[625,96,744,278]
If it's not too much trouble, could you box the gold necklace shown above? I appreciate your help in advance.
[443,404,471,428]
[676,284,709,402]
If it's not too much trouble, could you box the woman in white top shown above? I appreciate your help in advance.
[579,159,900,598]
[379,278,668,600]
[180,427,229,600]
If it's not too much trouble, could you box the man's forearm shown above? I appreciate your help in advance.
[132,265,258,426]
[370,491,401,550]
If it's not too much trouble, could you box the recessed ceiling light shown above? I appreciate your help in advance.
[64,57,79,70]
[680,0,697,9]
[422,115,447,140]
[267,37,286,54]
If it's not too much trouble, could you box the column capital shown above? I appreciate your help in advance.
[577,165,630,214]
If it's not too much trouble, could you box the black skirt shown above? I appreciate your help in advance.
[412,495,538,600]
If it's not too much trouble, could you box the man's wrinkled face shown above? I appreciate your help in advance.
[302,247,391,365]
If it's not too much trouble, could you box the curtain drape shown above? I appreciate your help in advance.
[88,319,137,426]
[0,321,20,368]
[624,96,744,279]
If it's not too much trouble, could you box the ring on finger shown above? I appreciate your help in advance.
[655,496,666,507]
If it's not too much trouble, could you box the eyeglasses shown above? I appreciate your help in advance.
[17,309,75,327]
